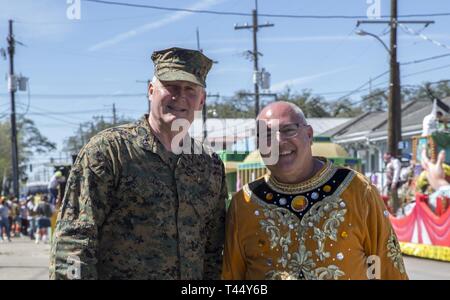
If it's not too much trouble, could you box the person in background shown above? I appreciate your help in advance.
[19,198,29,237]
[400,161,415,186]
[35,195,53,244]
[56,172,67,206]
[26,195,37,240]
[436,111,448,131]
[0,198,12,242]
[383,152,401,196]
[48,171,63,205]
[11,198,21,237]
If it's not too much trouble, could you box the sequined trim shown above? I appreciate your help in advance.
[387,228,406,274]
[265,158,335,194]
[244,168,355,280]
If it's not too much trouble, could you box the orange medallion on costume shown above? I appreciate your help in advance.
[291,195,308,212]
[323,185,332,193]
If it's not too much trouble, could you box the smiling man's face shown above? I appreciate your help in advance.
[257,102,314,182]
[149,78,205,127]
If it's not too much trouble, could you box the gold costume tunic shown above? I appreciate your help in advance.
[222,158,408,280]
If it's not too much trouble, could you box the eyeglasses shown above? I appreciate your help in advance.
[257,123,309,142]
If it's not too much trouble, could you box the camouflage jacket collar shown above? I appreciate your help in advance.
[134,115,158,152]
[134,115,178,167]
[135,115,202,167]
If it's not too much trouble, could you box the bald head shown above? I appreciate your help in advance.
[257,101,307,125]
[256,101,316,184]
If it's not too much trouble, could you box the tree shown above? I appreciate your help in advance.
[63,115,132,155]
[206,90,254,118]
[278,88,331,117]
[357,81,450,113]
[0,117,56,195]
[414,81,450,102]
[359,88,388,112]
[330,98,363,117]
[186,80,450,120]
[208,88,364,118]
[274,88,363,118]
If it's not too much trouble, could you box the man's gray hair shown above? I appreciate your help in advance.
[150,75,205,91]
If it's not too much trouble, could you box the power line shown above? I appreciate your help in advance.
[14,101,140,126]
[350,89,388,106]
[401,53,450,66]
[329,63,450,104]
[14,14,156,25]
[365,64,450,91]
[0,109,9,119]
[0,93,146,98]
[15,102,83,126]
[17,80,31,117]
[350,78,450,107]
[24,109,111,116]
[82,0,450,20]
[330,70,389,102]
[402,63,450,79]
[23,113,80,127]
[399,23,450,52]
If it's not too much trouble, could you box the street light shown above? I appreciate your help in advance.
[355,28,401,156]
[355,29,391,55]
[356,28,402,214]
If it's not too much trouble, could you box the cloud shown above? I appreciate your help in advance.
[262,35,361,43]
[262,34,450,44]
[270,67,355,92]
[0,0,73,40]
[206,47,240,55]
[181,33,450,48]
[88,0,224,52]
[209,66,249,75]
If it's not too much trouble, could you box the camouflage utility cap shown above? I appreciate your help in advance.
[151,47,213,87]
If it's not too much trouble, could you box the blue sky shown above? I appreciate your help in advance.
[0,0,450,174]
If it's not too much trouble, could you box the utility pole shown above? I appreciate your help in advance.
[234,0,274,117]
[357,1,433,157]
[196,27,219,142]
[7,20,19,198]
[357,0,434,214]
[389,0,401,160]
[112,103,117,125]
[136,80,151,112]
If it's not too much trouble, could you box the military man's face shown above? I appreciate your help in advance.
[149,79,205,126]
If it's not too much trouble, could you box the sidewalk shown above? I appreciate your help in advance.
[1,236,449,279]
[0,236,50,280]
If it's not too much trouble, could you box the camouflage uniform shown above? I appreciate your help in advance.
[50,115,227,279]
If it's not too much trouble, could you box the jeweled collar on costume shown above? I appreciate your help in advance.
[266,157,334,194]
[244,158,354,220]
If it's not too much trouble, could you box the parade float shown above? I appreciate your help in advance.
[217,150,249,195]
[389,101,450,262]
